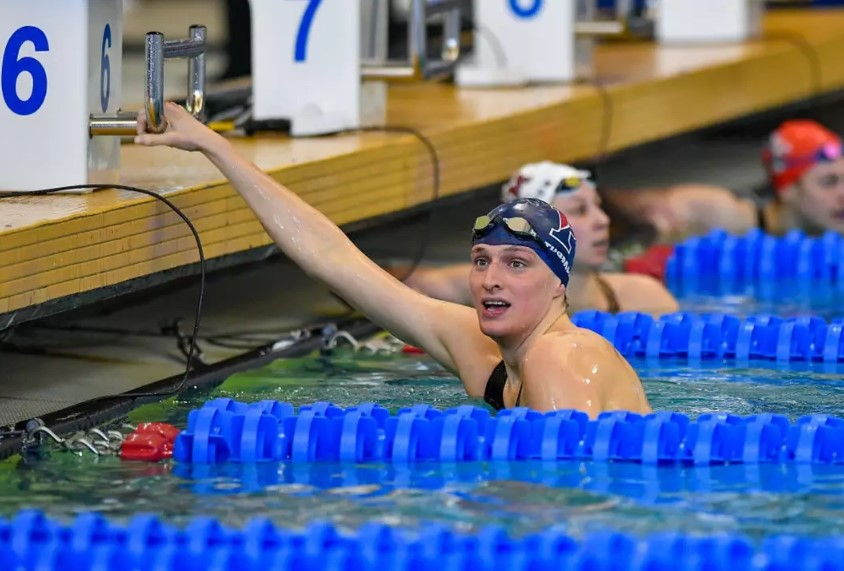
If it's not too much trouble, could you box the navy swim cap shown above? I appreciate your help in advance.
[471,198,576,286]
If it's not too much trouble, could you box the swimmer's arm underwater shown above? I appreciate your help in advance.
[135,103,498,396]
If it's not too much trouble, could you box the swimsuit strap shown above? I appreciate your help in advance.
[594,272,621,314]
[483,360,508,411]
[757,203,769,232]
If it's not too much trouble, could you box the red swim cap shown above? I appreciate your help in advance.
[762,120,842,193]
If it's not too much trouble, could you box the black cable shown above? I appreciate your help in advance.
[454,15,616,177]
[334,125,440,284]
[2,124,441,356]
[582,31,821,182]
[238,121,443,308]
[288,125,439,313]
[461,17,508,69]
[0,184,205,401]
[576,78,615,182]
[761,31,823,98]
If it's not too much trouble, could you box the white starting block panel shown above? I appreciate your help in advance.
[250,0,386,136]
[455,0,577,87]
[657,0,764,44]
[0,0,123,191]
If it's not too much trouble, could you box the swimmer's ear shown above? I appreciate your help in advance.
[777,182,799,205]
[554,281,567,301]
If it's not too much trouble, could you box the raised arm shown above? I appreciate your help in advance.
[135,103,499,393]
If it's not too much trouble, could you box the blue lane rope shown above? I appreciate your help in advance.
[4,508,844,571]
[665,228,844,297]
[172,399,844,466]
[570,310,844,363]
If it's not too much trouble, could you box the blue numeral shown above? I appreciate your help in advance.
[293,0,323,62]
[509,0,543,18]
[100,24,112,112]
[1,26,49,116]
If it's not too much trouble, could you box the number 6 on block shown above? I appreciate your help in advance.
[249,0,375,136]
[0,0,123,192]
[455,0,577,87]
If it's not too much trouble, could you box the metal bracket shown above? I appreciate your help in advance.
[362,0,462,82]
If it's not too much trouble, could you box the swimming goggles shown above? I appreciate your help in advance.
[555,175,589,194]
[778,142,843,169]
[472,214,541,242]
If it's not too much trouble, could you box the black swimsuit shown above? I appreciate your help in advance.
[483,361,523,411]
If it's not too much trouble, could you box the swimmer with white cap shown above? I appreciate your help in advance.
[394,161,679,315]
[134,103,651,417]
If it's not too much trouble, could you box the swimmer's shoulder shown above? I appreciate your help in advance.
[524,326,642,411]
[602,272,679,315]
[533,326,640,386]
[533,325,628,367]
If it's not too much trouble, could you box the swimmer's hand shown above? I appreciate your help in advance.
[134,101,217,152]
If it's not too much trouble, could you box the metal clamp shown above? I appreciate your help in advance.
[361,0,462,82]
[26,425,126,456]
[90,25,207,137]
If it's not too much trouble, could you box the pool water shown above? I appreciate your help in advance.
[677,292,844,321]
[1,344,844,541]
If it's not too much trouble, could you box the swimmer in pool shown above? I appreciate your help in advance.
[390,162,679,315]
[604,120,844,241]
[134,102,651,417]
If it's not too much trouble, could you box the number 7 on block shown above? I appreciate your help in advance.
[291,0,323,62]
[250,0,361,132]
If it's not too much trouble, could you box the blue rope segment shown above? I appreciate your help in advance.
[3,508,844,571]
[570,310,844,362]
[665,228,844,296]
[172,399,844,465]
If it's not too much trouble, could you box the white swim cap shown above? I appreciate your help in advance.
[501,161,594,204]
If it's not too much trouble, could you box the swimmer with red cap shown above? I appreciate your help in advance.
[134,103,650,417]
[604,119,844,240]
[395,161,679,315]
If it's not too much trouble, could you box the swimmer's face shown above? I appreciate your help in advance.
[551,182,610,270]
[469,244,565,340]
[784,158,844,233]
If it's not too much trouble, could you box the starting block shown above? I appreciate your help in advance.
[455,0,624,87]
[656,0,764,44]
[0,0,207,192]
[248,0,463,136]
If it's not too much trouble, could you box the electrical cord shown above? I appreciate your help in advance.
[300,125,441,314]
[315,125,441,285]
[0,184,205,401]
[575,78,615,183]
[0,78,446,348]
[454,16,617,178]
[227,118,444,312]
[761,31,822,98]
[461,17,508,69]
[0,124,441,361]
